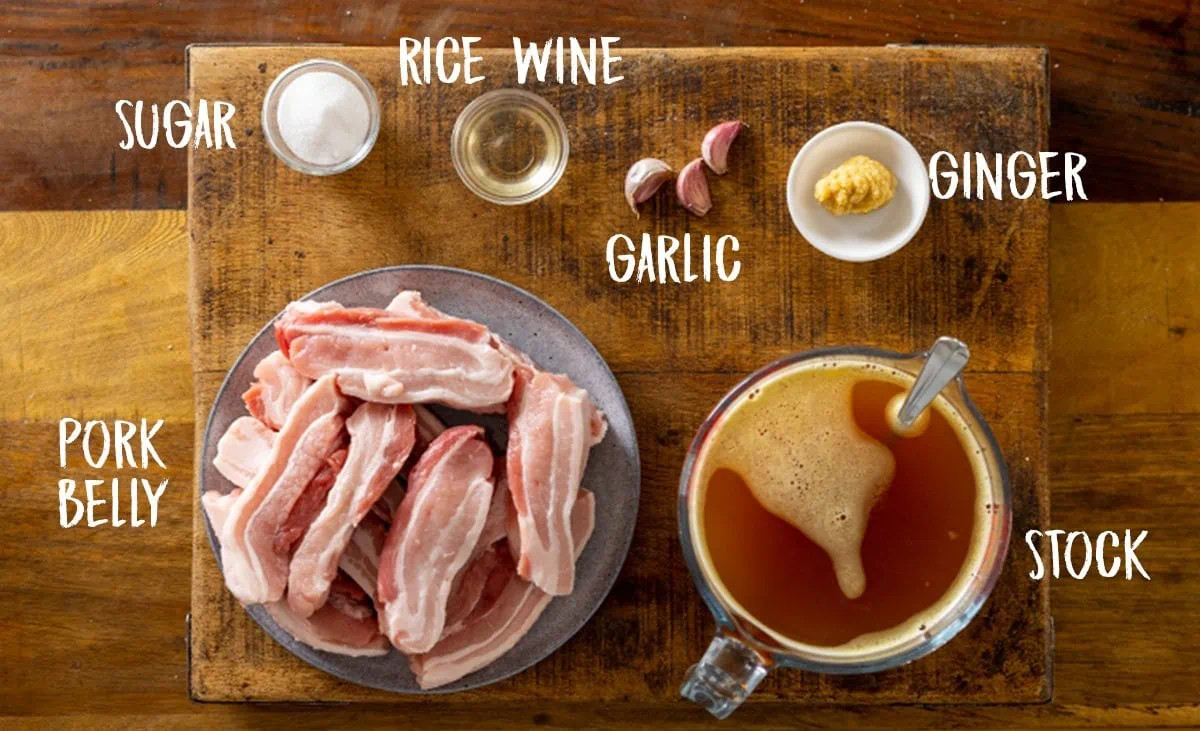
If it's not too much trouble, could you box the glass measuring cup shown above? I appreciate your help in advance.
[677,344,1012,719]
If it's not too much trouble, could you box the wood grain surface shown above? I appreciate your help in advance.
[0,1,1197,212]
[186,46,1050,704]
[1,205,1198,727]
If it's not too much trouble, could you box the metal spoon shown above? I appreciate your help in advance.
[887,336,970,437]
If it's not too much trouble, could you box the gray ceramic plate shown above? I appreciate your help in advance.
[199,265,640,693]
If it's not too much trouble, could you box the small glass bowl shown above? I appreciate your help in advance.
[261,58,381,176]
[451,89,570,205]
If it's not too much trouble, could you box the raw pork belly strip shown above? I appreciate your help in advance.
[274,447,347,556]
[479,476,511,549]
[212,414,399,598]
[386,291,609,595]
[387,290,537,373]
[220,375,351,605]
[213,416,276,488]
[212,417,349,554]
[265,587,390,658]
[442,478,512,636]
[275,300,514,412]
[242,351,312,430]
[203,490,388,656]
[507,369,607,595]
[370,479,406,524]
[411,490,596,689]
[340,510,388,600]
[442,542,507,639]
[368,406,446,524]
[288,403,417,617]
[377,425,495,654]
[386,290,445,319]
[202,488,242,530]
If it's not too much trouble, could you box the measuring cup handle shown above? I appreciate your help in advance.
[680,633,770,719]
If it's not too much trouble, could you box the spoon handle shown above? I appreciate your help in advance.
[897,337,970,426]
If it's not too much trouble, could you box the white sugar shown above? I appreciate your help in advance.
[276,71,371,166]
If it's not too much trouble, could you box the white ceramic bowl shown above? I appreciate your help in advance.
[786,121,930,262]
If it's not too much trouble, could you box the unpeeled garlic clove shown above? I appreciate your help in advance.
[624,158,673,218]
[676,158,712,217]
[700,121,745,175]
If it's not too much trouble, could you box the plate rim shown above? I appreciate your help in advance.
[197,264,641,694]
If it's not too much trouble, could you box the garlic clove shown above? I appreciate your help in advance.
[624,158,673,218]
[700,121,745,175]
[676,158,712,217]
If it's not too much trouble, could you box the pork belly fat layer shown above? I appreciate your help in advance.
[274,300,515,412]
[213,416,276,489]
[242,351,312,430]
[340,510,388,600]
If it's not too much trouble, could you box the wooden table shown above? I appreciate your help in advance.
[186,44,1050,705]
[2,204,1198,727]
[1,1,1198,211]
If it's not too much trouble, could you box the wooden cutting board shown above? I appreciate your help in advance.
[188,45,1050,705]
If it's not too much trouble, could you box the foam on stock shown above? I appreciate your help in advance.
[690,357,996,657]
[701,365,894,600]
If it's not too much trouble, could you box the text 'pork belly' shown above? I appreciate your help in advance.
[377,425,495,653]
[288,402,417,617]
[275,300,514,411]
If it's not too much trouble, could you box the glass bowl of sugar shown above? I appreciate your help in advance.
[262,59,381,176]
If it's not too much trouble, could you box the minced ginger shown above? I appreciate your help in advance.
[814,155,897,215]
